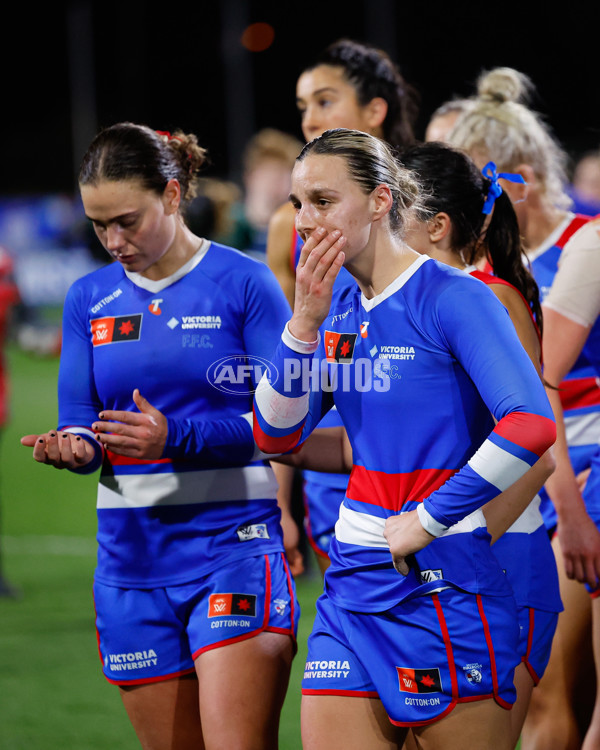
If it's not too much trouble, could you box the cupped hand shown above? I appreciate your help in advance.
[92,389,168,459]
[20,430,96,470]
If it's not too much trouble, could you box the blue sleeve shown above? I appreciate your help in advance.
[56,282,105,474]
[58,281,103,430]
[163,414,255,464]
[418,280,556,534]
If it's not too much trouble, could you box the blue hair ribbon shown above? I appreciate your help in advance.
[481,161,526,214]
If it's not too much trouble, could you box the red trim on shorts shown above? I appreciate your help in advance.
[590,586,600,599]
[267,626,295,636]
[262,553,272,628]
[280,552,298,634]
[432,593,459,700]
[104,666,196,687]
[301,688,379,698]
[390,594,459,727]
[195,629,268,656]
[476,594,513,710]
[302,489,331,560]
[456,693,497,704]
[522,607,541,685]
[265,554,298,654]
[306,532,330,560]
[195,623,296,659]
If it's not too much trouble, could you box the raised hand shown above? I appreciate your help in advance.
[92,389,168,459]
[289,227,346,342]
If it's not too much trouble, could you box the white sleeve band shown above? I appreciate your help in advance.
[417,502,449,538]
[64,426,98,441]
[282,321,321,354]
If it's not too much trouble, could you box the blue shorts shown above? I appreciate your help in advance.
[94,552,299,685]
[518,606,558,683]
[302,588,519,726]
[582,452,600,595]
[303,480,345,558]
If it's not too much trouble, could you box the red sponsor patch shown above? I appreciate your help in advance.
[91,314,142,346]
[397,667,442,694]
[324,330,357,364]
[208,593,257,617]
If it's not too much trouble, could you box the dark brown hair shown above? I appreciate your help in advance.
[306,39,419,151]
[79,122,208,207]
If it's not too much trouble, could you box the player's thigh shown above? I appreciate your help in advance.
[195,631,294,749]
[119,674,203,750]
[414,699,512,750]
[302,693,408,750]
[509,661,535,745]
[550,535,593,683]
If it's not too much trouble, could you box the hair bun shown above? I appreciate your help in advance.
[476,67,533,105]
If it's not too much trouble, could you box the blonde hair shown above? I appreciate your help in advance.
[447,67,571,209]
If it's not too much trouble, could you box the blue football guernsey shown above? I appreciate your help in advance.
[254,255,556,612]
[58,241,292,587]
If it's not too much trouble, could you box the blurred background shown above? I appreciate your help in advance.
[2,0,599,344]
[0,2,598,747]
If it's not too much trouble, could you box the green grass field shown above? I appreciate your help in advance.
[0,344,323,749]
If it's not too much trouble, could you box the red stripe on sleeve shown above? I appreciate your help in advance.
[493,412,556,457]
[252,415,304,455]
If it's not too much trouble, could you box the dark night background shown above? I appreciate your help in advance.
[3,1,600,196]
